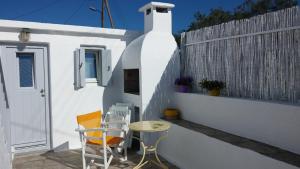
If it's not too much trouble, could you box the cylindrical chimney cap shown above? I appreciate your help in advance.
[139,2,175,12]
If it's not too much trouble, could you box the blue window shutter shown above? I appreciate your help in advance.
[96,51,102,84]
[79,48,86,88]
[74,48,85,89]
[101,49,112,86]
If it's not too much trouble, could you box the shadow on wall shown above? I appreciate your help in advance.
[0,56,11,142]
[102,55,123,113]
[102,47,180,117]
[102,31,143,113]
[143,49,180,120]
[0,56,9,109]
[102,31,142,113]
[0,50,12,169]
[141,49,180,145]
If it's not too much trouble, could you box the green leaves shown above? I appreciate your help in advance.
[174,0,297,47]
[187,0,298,31]
[199,79,225,91]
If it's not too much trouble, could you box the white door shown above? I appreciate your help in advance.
[1,45,50,153]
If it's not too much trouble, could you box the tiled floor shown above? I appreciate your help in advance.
[13,149,179,169]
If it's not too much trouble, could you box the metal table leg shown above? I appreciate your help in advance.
[133,141,148,169]
[133,132,169,169]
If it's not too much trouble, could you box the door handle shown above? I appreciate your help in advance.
[40,89,45,97]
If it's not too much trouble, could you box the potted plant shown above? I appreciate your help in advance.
[163,108,180,120]
[199,78,225,96]
[174,77,193,93]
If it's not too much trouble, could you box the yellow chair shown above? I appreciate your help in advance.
[76,110,130,169]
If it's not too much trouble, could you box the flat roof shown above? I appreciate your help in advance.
[0,19,141,37]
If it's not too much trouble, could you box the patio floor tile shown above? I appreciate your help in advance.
[13,149,179,169]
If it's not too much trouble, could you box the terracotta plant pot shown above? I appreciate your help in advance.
[163,108,180,120]
[208,88,220,96]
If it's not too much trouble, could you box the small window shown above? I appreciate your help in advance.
[85,49,101,82]
[124,69,140,95]
[146,8,151,15]
[17,53,34,87]
[156,7,168,13]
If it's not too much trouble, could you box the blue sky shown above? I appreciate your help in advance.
[0,0,297,33]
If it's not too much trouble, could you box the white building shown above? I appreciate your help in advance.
[1,2,300,169]
[0,1,178,156]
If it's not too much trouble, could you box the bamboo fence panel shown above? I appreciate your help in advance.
[181,7,300,103]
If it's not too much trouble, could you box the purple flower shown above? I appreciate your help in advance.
[175,76,193,86]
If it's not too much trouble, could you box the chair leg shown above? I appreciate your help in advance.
[103,132,108,169]
[124,146,128,161]
[82,150,87,169]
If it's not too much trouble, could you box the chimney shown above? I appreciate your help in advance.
[139,2,175,33]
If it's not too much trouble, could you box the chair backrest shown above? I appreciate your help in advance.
[115,103,135,122]
[105,105,131,136]
[76,111,102,144]
[114,103,134,147]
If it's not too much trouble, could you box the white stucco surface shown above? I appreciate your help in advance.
[0,70,12,168]
[121,2,179,123]
[0,19,141,150]
[139,2,174,33]
[121,35,144,109]
[121,31,179,121]
[173,92,300,154]
[140,31,178,119]
[160,124,300,169]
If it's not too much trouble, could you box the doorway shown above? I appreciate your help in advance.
[0,44,50,153]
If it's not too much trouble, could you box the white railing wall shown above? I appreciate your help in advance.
[0,55,12,169]
[181,6,300,103]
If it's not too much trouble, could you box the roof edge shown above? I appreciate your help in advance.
[0,19,141,37]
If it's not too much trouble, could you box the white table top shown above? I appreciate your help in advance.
[129,121,171,132]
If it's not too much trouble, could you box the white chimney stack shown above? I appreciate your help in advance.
[139,2,175,33]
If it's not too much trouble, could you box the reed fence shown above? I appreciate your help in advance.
[180,7,300,103]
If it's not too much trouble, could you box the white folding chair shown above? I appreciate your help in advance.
[115,103,135,148]
[105,105,131,159]
[76,109,130,169]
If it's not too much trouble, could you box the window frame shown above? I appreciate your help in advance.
[81,46,104,84]
[16,52,36,89]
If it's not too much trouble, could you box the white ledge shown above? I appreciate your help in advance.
[0,19,141,37]
[175,92,300,107]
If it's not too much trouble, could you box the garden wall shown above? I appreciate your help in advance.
[180,7,300,103]
[173,92,300,155]
[160,123,300,169]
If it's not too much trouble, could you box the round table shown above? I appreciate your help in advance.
[129,121,171,169]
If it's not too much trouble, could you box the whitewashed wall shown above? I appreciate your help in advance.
[121,31,179,122]
[0,58,12,168]
[121,2,179,123]
[160,124,300,169]
[121,1,179,145]
[173,92,300,155]
[140,31,178,120]
[0,20,141,150]
[121,35,144,109]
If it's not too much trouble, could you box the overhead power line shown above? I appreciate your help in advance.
[113,0,126,28]
[64,0,88,24]
[12,0,63,19]
[89,0,114,28]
